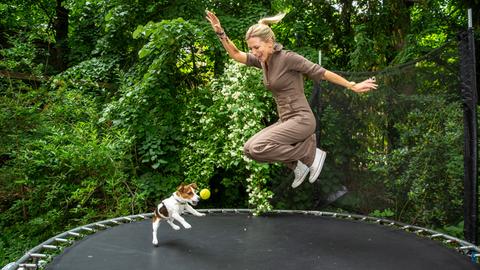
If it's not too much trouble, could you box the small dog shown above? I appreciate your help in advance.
[152,183,206,246]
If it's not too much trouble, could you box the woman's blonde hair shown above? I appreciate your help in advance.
[245,13,286,42]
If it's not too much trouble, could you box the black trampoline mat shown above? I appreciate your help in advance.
[46,213,479,270]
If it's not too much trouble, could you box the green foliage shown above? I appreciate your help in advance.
[349,24,379,71]
[94,0,162,65]
[1,114,138,262]
[52,56,121,95]
[181,61,276,213]
[370,208,395,219]
[0,119,137,262]
[101,19,205,175]
[438,221,464,239]
[0,57,138,264]
[0,33,44,74]
[66,1,105,64]
[378,98,463,226]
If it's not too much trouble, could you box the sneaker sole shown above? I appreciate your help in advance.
[309,151,326,183]
[291,169,309,188]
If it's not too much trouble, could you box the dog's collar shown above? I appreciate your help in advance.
[173,194,188,205]
[175,198,188,205]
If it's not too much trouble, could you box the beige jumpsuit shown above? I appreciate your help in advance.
[243,44,326,169]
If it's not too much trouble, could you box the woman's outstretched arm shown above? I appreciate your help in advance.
[323,70,377,93]
[206,10,247,64]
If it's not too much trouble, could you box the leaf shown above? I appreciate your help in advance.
[132,26,144,39]
[138,48,152,58]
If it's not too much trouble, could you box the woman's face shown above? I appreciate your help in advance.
[247,37,274,63]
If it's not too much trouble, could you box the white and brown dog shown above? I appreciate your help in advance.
[152,183,206,246]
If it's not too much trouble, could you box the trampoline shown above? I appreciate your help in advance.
[7,209,480,270]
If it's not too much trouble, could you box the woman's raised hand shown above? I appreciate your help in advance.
[205,10,223,33]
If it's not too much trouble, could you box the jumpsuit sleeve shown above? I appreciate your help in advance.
[285,51,326,82]
[245,53,262,69]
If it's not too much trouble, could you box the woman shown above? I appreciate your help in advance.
[206,11,377,188]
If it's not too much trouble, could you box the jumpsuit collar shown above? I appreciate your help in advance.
[265,43,283,67]
[273,43,283,52]
[262,43,283,87]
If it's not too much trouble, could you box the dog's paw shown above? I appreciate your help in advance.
[184,224,192,229]
[172,225,181,230]
[197,213,206,217]
[152,240,158,247]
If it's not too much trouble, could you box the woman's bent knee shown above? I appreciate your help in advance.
[246,141,272,161]
[243,142,254,159]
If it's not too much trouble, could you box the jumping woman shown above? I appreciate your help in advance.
[206,11,377,188]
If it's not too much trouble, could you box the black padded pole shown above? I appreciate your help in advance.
[309,82,322,145]
[458,24,478,244]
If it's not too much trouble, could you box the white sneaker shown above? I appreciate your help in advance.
[309,148,327,183]
[291,161,309,188]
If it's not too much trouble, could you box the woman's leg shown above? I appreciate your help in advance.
[243,116,316,167]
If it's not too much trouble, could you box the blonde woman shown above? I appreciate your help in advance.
[206,11,377,188]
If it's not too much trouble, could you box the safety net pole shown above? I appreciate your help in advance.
[459,8,478,245]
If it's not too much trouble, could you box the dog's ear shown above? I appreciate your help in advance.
[190,183,198,190]
[177,183,186,192]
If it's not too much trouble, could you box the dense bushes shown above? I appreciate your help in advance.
[0,78,138,262]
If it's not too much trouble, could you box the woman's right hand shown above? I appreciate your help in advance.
[205,10,223,33]
[205,10,247,64]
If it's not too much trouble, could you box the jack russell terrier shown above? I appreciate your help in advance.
[152,183,206,246]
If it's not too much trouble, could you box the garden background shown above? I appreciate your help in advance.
[1,0,480,265]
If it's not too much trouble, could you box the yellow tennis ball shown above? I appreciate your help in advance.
[200,188,211,200]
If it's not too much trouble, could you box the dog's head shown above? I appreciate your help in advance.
[175,183,200,206]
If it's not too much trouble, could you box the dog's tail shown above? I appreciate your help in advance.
[153,204,161,222]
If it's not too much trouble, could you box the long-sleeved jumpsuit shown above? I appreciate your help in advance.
[243,43,326,169]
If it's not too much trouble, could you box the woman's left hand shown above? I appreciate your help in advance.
[351,77,377,93]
